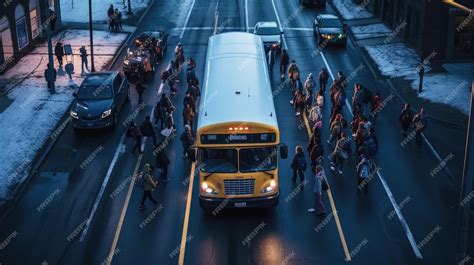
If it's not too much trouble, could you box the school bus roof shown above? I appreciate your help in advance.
[197,32,279,131]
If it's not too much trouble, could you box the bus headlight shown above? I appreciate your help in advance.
[261,180,277,194]
[201,182,218,195]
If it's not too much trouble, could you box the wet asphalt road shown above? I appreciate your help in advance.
[0,0,471,265]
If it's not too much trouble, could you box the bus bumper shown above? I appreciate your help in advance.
[199,193,279,210]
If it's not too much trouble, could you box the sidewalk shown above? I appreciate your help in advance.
[329,0,471,128]
[0,28,129,205]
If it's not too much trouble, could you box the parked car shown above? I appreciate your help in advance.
[313,14,347,46]
[134,30,168,59]
[123,47,156,83]
[253,21,283,53]
[301,0,326,8]
[70,71,129,130]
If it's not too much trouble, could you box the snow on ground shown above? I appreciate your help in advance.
[0,30,127,204]
[365,42,431,78]
[351,23,392,40]
[333,0,373,20]
[60,0,150,23]
[407,74,471,115]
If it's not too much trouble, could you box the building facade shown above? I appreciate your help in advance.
[360,0,473,60]
[0,0,60,72]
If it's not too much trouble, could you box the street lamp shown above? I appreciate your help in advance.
[88,0,96,72]
[45,0,55,94]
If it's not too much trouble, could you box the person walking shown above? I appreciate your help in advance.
[371,92,382,122]
[294,88,305,116]
[318,67,329,93]
[290,145,307,183]
[44,63,57,93]
[107,4,114,31]
[79,46,89,75]
[308,165,326,216]
[127,121,142,154]
[54,42,64,67]
[331,132,351,174]
[139,163,158,210]
[412,108,427,148]
[155,143,170,182]
[115,9,122,32]
[159,93,176,114]
[180,125,194,159]
[335,71,346,89]
[309,137,324,170]
[280,49,289,80]
[352,83,363,115]
[135,83,145,103]
[327,114,343,146]
[267,46,276,73]
[140,116,158,146]
[154,101,165,130]
[356,156,370,194]
[183,103,195,127]
[399,103,412,138]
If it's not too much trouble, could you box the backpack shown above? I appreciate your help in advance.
[297,156,307,172]
[362,89,373,104]
[360,164,370,178]
[366,137,378,156]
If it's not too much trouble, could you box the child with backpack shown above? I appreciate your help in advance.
[291,145,307,183]
[356,156,371,194]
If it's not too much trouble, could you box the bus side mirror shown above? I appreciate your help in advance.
[280,144,288,159]
[187,147,197,162]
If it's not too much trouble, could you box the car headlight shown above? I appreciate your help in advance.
[338,33,346,38]
[261,180,277,194]
[101,109,112,119]
[201,182,218,195]
[70,110,79,119]
[123,60,129,66]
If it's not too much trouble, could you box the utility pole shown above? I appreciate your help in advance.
[46,0,55,94]
[127,0,132,15]
[88,0,96,72]
[455,81,474,263]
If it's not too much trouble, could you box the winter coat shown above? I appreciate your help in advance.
[318,70,329,82]
[183,95,194,108]
[180,131,194,148]
[54,44,64,57]
[107,7,114,18]
[412,113,427,131]
[155,148,170,167]
[140,120,155,137]
[357,160,370,179]
[305,78,315,91]
[316,94,324,107]
[183,107,194,122]
[399,108,412,128]
[143,164,157,191]
[330,120,342,136]
[313,171,324,193]
[127,125,141,140]
[79,47,88,60]
[291,153,305,170]
[165,114,174,129]
[310,143,324,162]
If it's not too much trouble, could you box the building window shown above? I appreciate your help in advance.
[15,4,29,50]
[30,0,40,38]
[0,16,14,61]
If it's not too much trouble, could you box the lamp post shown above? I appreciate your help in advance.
[46,0,55,94]
[127,0,132,15]
[88,0,96,72]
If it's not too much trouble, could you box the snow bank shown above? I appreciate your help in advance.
[60,0,150,23]
[333,0,373,20]
[0,30,127,204]
[365,43,430,78]
[407,74,471,115]
[351,23,391,40]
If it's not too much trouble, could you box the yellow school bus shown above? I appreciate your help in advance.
[188,32,288,210]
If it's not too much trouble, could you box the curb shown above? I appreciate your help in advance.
[328,0,458,187]
[0,0,155,222]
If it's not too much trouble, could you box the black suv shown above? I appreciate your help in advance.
[313,14,347,46]
[70,71,129,130]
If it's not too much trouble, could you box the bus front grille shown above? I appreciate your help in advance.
[223,179,255,196]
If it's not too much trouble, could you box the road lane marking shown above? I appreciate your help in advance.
[318,46,422,259]
[178,162,196,265]
[270,0,288,50]
[180,0,197,39]
[245,0,249,32]
[271,0,350,260]
[106,154,143,265]
[303,113,352,261]
[80,134,126,242]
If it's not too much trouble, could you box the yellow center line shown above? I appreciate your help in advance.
[178,162,196,265]
[303,113,352,262]
[106,153,143,265]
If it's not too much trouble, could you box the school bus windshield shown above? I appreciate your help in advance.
[200,148,238,173]
[239,147,277,173]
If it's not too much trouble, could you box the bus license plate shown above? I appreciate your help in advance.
[234,202,247,207]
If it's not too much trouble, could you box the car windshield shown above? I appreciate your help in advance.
[77,84,113,100]
[200,149,238,173]
[130,49,149,57]
[321,18,342,28]
[239,147,277,173]
[257,26,280,35]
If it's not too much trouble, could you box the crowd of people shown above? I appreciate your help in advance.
[280,53,428,216]
[125,44,199,210]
